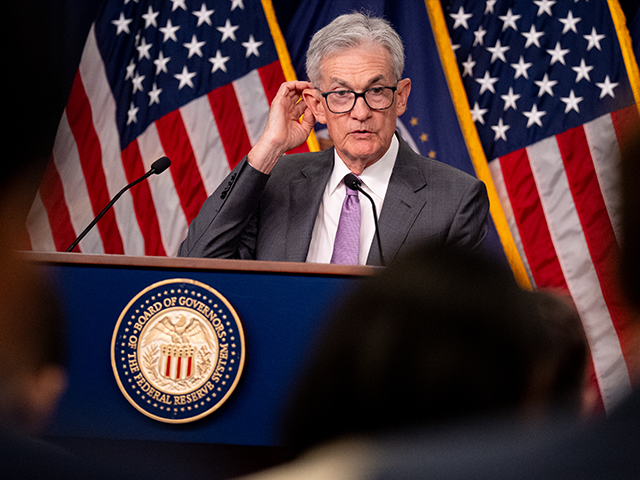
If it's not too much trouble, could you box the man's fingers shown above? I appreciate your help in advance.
[300,106,316,130]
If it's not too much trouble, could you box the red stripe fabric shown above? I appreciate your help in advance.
[121,141,166,256]
[38,159,77,252]
[66,74,124,254]
[208,83,253,170]
[556,125,633,353]
[155,110,208,224]
[258,60,286,104]
[498,148,567,290]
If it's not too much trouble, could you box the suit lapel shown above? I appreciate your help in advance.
[285,149,334,261]
[368,139,429,265]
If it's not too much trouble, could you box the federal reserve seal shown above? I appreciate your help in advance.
[111,279,246,423]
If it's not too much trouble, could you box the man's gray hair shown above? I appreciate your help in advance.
[305,12,405,88]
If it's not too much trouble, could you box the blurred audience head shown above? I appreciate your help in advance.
[523,289,593,419]
[0,213,67,435]
[282,244,589,453]
[620,128,640,312]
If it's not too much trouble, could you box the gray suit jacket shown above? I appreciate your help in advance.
[178,136,489,265]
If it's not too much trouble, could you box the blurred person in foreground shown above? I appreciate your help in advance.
[235,244,590,480]
[364,131,640,479]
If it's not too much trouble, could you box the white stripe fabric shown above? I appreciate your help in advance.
[527,135,632,411]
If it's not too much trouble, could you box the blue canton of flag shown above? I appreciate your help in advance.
[448,0,635,160]
[99,0,279,150]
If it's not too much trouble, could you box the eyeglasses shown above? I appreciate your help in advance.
[320,86,397,114]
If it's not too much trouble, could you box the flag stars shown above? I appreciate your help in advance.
[450,6,473,30]
[534,0,556,17]
[154,51,170,75]
[572,59,593,82]
[174,65,196,89]
[170,0,187,12]
[501,87,521,111]
[127,102,139,125]
[125,58,136,80]
[484,0,497,15]
[584,27,605,51]
[535,73,558,97]
[596,75,619,98]
[209,50,230,73]
[193,3,215,27]
[547,42,570,66]
[559,11,581,34]
[560,90,583,113]
[473,25,487,46]
[136,37,153,60]
[487,39,509,63]
[112,12,133,35]
[461,54,476,77]
[410,117,418,126]
[470,102,488,124]
[476,71,499,94]
[242,35,263,58]
[160,19,180,43]
[499,8,521,31]
[491,118,510,141]
[522,25,544,48]
[132,71,145,93]
[148,82,162,106]
[141,6,159,29]
[230,0,245,11]
[511,56,532,79]
[523,104,546,128]
[183,34,206,58]
[217,19,239,42]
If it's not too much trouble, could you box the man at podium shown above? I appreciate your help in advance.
[178,12,489,266]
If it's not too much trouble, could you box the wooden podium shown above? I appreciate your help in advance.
[24,252,373,478]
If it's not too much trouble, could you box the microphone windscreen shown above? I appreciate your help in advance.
[344,173,361,191]
[151,156,171,175]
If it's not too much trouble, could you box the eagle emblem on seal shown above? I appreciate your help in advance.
[111,279,246,423]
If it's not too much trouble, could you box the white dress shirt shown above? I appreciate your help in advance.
[306,135,398,265]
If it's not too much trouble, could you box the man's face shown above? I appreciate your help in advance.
[304,45,411,170]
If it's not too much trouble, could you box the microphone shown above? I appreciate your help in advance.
[344,173,385,266]
[66,156,172,252]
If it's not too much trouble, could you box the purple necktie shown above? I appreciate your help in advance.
[331,176,361,265]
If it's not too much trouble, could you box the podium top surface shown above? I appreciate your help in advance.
[21,251,377,277]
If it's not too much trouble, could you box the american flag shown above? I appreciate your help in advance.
[444,0,640,412]
[26,0,315,256]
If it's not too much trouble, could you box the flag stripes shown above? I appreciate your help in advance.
[492,109,639,410]
[27,0,305,257]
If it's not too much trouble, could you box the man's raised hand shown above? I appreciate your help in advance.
[247,81,316,174]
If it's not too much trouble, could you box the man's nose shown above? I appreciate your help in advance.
[350,95,371,119]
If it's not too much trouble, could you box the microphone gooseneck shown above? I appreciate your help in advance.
[344,173,386,266]
[66,156,172,252]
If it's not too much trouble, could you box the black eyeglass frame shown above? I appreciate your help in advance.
[319,86,398,114]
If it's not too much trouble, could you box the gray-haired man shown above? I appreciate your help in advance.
[178,12,489,265]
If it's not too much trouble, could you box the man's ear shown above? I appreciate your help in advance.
[394,78,411,116]
[303,88,327,125]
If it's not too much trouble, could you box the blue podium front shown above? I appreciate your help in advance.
[25,253,371,464]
